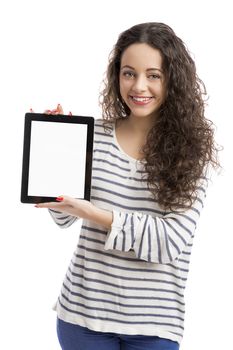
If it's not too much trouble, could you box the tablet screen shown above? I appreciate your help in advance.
[21,113,94,203]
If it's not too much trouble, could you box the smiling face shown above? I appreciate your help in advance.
[119,43,167,122]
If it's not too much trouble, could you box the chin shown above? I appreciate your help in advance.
[130,108,159,119]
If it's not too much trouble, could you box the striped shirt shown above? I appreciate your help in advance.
[50,119,208,344]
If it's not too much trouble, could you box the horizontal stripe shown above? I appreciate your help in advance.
[70,260,184,289]
[91,196,163,215]
[93,158,130,172]
[61,292,184,321]
[58,298,184,330]
[94,148,129,164]
[81,225,107,236]
[79,235,105,246]
[167,263,189,273]
[92,166,148,181]
[65,274,185,305]
[92,176,149,191]
[80,233,189,275]
[62,282,185,313]
[75,248,186,282]
[94,131,112,138]
[67,268,184,297]
[92,185,156,202]
[178,259,190,264]
[94,140,119,150]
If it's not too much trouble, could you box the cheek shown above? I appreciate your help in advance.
[155,83,166,99]
[119,80,129,97]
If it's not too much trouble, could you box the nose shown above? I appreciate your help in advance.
[132,74,147,93]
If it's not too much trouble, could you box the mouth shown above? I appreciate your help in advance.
[129,95,154,105]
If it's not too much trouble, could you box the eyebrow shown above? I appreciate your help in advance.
[121,65,163,73]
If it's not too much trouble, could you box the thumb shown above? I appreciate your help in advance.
[57,104,64,114]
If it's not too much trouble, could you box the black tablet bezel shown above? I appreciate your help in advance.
[21,113,94,204]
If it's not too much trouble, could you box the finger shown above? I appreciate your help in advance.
[51,109,60,115]
[57,104,64,114]
[56,195,71,204]
[57,195,75,203]
[56,195,77,208]
[44,109,52,114]
[35,201,58,208]
[56,196,64,202]
[44,107,60,115]
[43,105,64,115]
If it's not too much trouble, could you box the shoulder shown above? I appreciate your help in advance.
[94,118,115,139]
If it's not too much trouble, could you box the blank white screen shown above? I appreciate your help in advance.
[28,121,88,198]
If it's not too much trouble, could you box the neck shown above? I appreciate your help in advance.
[125,114,154,136]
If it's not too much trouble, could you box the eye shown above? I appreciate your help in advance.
[122,71,135,79]
[148,74,161,80]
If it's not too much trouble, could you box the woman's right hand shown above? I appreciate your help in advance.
[30,104,72,116]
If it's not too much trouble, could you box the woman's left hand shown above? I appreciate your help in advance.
[35,196,95,220]
[36,196,113,229]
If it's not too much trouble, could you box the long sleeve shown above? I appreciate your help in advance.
[48,209,78,228]
[104,176,208,264]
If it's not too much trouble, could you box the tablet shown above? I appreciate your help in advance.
[21,113,94,204]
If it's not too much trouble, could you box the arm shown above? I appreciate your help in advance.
[36,197,113,229]
[104,176,209,264]
[37,176,207,263]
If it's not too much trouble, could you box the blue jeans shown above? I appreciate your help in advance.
[57,318,180,350]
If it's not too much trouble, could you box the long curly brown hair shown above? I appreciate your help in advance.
[99,22,220,211]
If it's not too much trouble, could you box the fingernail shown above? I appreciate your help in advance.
[56,196,64,201]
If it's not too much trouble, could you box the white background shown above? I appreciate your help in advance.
[0,0,232,349]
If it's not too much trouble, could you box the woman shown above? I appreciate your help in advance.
[36,22,219,349]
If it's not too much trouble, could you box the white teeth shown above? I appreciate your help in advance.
[131,96,152,102]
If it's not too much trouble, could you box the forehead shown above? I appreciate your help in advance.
[120,43,163,69]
